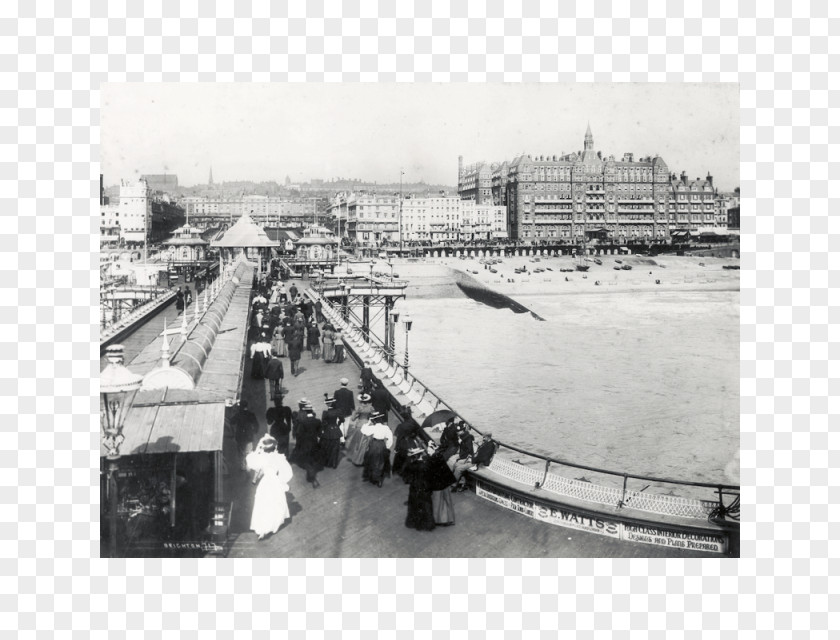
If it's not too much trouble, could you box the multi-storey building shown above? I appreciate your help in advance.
[115,179,153,245]
[457,156,493,204]
[669,172,718,231]
[328,192,507,245]
[402,195,462,243]
[181,195,328,229]
[100,179,185,247]
[461,125,724,244]
[327,192,400,246]
[460,201,507,241]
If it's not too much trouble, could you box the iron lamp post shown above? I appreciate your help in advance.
[390,307,400,365]
[402,313,412,374]
[100,344,143,558]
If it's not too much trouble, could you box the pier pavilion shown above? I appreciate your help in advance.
[210,213,278,274]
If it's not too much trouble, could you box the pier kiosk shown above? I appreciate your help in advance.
[100,261,254,556]
[210,213,279,275]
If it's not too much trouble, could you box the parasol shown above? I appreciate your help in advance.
[421,409,457,430]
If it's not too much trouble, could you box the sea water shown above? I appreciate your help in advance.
[368,269,739,487]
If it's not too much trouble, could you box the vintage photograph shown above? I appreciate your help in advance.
[99,83,740,558]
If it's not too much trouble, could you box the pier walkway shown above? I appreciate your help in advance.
[220,330,712,558]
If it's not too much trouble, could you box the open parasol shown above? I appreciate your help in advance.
[421,409,458,430]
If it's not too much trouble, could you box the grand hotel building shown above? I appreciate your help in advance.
[459,125,720,244]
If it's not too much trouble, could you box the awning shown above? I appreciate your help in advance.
[100,401,225,457]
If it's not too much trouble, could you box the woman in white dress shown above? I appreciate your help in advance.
[246,436,294,540]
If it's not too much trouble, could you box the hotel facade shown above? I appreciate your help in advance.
[459,125,724,244]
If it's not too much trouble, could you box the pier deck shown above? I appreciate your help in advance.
[221,335,712,558]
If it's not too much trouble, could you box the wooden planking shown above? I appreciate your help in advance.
[197,403,225,452]
[117,404,159,456]
[147,403,187,454]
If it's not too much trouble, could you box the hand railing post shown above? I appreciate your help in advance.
[618,474,628,508]
[536,459,550,489]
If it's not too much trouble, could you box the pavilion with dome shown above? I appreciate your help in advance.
[209,213,279,274]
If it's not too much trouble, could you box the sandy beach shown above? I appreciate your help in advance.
[367,254,740,320]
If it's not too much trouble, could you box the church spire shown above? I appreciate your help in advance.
[584,123,594,151]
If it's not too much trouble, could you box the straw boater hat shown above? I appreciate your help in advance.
[340,378,349,386]
[358,393,371,403]
[324,395,336,405]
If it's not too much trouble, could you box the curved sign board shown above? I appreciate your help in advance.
[476,481,727,554]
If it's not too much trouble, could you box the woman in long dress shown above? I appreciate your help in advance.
[344,395,374,465]
[345,394,373,438]
[246,436,294,540]
[403,450,436,531]
[361,413,393,487]
[426,446,457,526]
[321,325,334,362]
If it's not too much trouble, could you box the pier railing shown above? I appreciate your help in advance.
[312,290,740,525]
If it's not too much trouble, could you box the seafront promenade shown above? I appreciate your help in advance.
[220,319,715,558]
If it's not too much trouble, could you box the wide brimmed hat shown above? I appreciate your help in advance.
[324,396,336,405]
[298,397,310,407]
[358,393,371,403]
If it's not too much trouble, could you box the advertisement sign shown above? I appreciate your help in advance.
[476,481,726,553]
[533,504,621,538]
[476,483,534,517]
[621,524,727,554]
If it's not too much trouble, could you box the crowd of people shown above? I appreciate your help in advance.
[231,263,499,541]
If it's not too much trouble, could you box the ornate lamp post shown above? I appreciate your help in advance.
[100,344,143,558]
[401,313,413,374]
[343,282,351,322]
[390,306,400,365]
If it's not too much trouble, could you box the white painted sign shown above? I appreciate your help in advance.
[476,483,534,518]
[621,524,727,554]
[533,504,621,538]
[476,481,727,553]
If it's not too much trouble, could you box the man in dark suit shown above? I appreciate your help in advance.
[371,379,391,420]
[359,362,375,395]
[333,377,355,419]
[291,400,322,488]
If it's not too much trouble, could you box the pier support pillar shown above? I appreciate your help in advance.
[362,295,370,340]
[384,296,394,363]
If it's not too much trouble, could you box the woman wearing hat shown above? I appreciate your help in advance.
[246,436,294,540]
[344,392,373,441]
[403,448,436,531]
[361,412,393,487]
[344,394,374,466]
[320,396,344,469]
[425,443,457,526]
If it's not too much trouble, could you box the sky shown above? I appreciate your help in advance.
[101,83,740,191]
